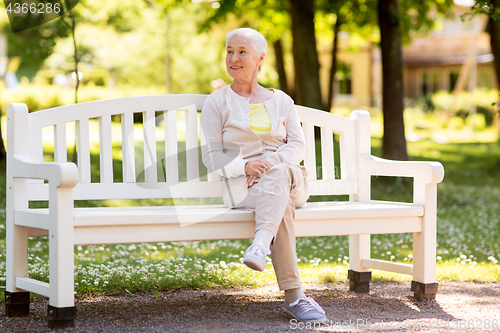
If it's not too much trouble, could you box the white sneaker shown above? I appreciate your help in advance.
[243,243,271,271]
[284,297,328,323]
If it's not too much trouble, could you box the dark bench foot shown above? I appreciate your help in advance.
[48,305,76,329]
[411,281,438,301]
[5,291,30,317]
[348,269,371,293]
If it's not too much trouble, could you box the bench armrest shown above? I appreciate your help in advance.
[11,155,78,188]
[360,154,444,184]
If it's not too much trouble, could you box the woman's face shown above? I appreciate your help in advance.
[226,35,264,81]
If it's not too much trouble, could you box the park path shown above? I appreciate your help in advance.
[1,281,499,332]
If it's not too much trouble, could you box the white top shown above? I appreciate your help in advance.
[200,85,306,178]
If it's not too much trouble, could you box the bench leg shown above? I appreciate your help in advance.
[412,182,439,301]
[48,305,77,329]
[348,235,371,293]
[411,281,438,301]
[5,291,30,317]
[48,186,76,328]
[6,178,30,317]
[348,270,372,293]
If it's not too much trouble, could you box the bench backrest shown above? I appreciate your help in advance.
[10,94,371,202]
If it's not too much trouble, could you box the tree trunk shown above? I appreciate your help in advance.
[0,107,5,161]
[273,39,290,96]
[489,1,500,89]
[71,14,79,163]
[489,0,500,140]
[288,0,324,110]
[378,0,408,161]
[327,13,341,113]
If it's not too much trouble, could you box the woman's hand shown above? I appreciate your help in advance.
[245,159,272,177]
[245,175,260,188]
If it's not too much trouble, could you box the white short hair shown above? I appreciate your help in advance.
[225,28,268,58]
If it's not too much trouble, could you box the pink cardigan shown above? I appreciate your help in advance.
[200,85,306,178]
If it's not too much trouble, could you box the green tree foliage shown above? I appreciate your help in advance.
[0,3,70,78]
[39,0,233,93]
[201,0,291,94]
[202,0,325,109]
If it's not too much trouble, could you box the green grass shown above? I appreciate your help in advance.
[1,124,500,300]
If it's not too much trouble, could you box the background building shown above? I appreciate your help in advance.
[322,1,493,110]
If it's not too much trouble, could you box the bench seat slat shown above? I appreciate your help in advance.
[17,202,422,246]
[18,201,423,227]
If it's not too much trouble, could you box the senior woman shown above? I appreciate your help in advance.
[200,28,327,323]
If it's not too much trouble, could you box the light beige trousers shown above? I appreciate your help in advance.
[221,163,309,290]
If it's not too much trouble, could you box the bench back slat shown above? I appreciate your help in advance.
[339,130,358,182]
[320,126,335,180]
[121,113,136,183]
[142,110,158,183]
[99,115,114,183]
[27,95,207,130]
[54,123,67,163]
[185,105,200,182]
[28,127,44,185]
[77,119,91,183]
[164,109,179,182]
[302,121,317,180]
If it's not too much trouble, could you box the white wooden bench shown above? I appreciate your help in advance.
[5,95,444,328]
